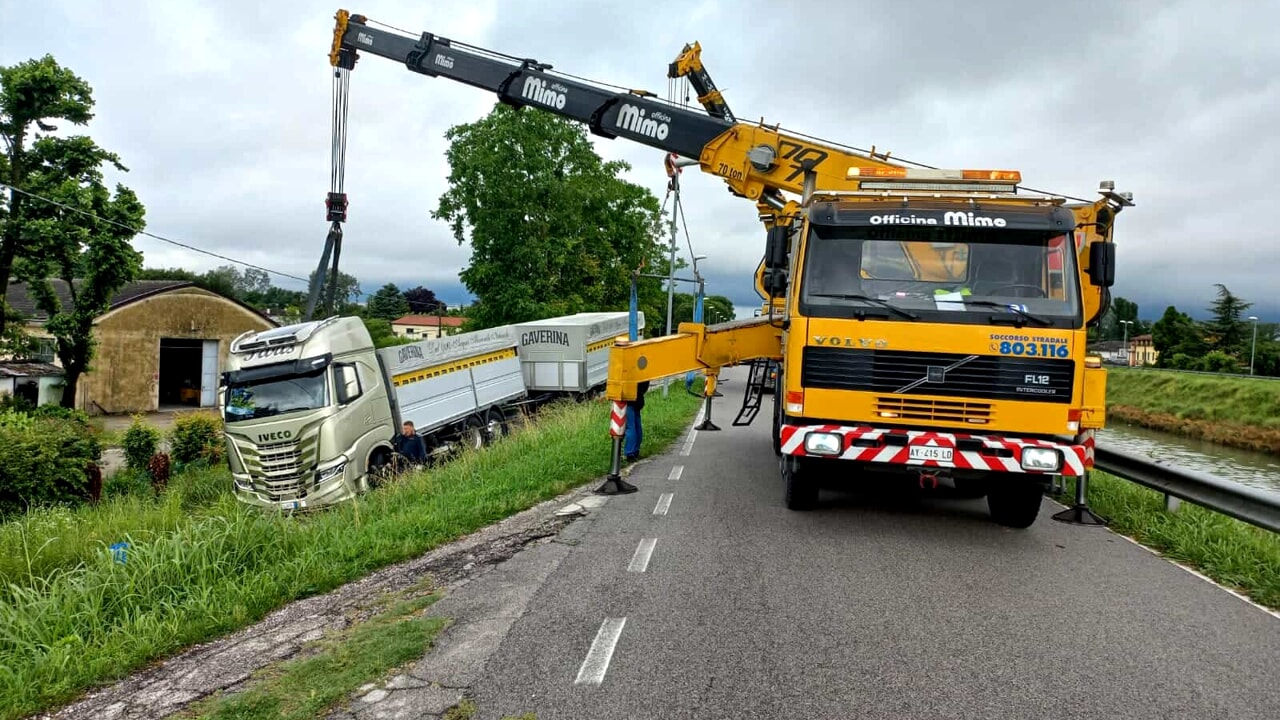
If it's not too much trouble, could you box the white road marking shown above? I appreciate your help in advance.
[574,617,627,685]
[653,493,673,515]
[681,429,698,456]
[628,537,658,572]
[669,465,684,481]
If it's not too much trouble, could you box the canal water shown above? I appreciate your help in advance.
[1096,422,1280,497]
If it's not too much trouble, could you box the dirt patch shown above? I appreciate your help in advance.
[1108,404,1280,455]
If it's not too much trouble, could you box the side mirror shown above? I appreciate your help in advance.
[1088,241,1116,288]
[765,226,789,269]
[335,364,362,405]
[763,269,788,297]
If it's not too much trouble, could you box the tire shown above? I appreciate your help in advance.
[367,449,393,489]
[462,416,486,451]
[782,455,817,510]
[987,482,1044,528]
[485,407,509,442]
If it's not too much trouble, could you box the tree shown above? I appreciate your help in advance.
[17,134,145,406]
[1150,305,1205,367]
[360,317,410,348]
[403,285,445,314]
[366,282,409,321]
[432,103,667,329]
[1204,283,1253,356]
[1099,296,1148,341]
[0,55,95,337]
[306,269,362,314]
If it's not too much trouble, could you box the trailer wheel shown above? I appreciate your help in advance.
[485,407,509,441]
[463,416,486,451]
[987,481,1044,528]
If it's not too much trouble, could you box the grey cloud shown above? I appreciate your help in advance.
[6,0,1277,320]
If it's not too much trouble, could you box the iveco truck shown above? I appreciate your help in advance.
[221,311,641,510]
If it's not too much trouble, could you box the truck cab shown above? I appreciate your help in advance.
[222,317,394,510]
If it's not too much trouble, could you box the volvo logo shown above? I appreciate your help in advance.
[895,355,979,393]
[812,336,888,348]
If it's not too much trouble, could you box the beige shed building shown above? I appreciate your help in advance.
[4,279,276,414]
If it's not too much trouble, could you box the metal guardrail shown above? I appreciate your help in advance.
[1093,444,1280,533]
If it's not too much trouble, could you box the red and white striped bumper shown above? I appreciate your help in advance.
[779,424,1091,476]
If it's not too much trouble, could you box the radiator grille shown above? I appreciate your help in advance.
[802,347,1074,404]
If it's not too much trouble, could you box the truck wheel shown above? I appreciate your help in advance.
[987,482,1044,528]
[367,449,393,489]
[782,455,817,510]
[463,416,486,451]
[485,407,509,441]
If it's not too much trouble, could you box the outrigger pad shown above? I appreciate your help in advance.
[1051,504,1108,526]
[594,474,638,495]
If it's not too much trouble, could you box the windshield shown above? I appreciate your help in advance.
[800,224,1081,327]
[224,367,330,423]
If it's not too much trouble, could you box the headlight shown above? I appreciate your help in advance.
[1021,447,1062,472]
[804,432,842,456]
[315,459,348,482]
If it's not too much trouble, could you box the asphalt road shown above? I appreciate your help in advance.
[471,366,1280,719]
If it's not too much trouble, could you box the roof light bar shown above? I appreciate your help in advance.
[847,167,1022,184]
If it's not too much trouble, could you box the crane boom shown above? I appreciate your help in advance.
[329,10,907,218]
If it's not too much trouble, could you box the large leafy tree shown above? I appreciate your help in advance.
[1150,305,1206,368]
[403,285,445,314]
[18,134,145,406]
[432,103,668,329]
[0,55,95,336]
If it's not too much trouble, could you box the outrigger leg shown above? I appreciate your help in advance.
[595,399,637,495]
[695,371,721,431]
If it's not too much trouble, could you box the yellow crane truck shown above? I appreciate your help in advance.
[326,11,1134,527]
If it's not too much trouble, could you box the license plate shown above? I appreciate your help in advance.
[908,445,953,462]
[281,500,299,510]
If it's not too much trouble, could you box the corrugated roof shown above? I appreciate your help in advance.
[5,279,194,322]
[0,361,64,377]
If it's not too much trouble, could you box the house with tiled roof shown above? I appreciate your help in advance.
[391,313,468,339]
[4,279,276,413]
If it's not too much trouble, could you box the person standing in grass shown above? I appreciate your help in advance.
[624,380,650,462]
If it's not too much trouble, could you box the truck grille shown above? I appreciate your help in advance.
[239,436,318,501]
[802,347,1074,405]
[875,397,993,424]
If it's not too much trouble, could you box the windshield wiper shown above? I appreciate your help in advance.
[808,293,919,320]
[960,300,1053,327]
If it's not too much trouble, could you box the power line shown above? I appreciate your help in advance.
[1,182,310,283]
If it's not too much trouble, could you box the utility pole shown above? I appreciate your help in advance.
[661,153,698,396]
[1120,319,1133,366]
[1249,315,1259,375]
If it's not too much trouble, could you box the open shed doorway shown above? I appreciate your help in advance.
[159,339,219,408]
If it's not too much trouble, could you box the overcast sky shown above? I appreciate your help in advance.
[5,0,1277,322]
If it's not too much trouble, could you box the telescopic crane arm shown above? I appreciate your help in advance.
[328,10,908,227]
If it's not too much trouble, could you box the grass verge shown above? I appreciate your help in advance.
[1055,471,1280,610]
[181,592,447,720]
[1105,368,1280,454]
[0,387,701,720]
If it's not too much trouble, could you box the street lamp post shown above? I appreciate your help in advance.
[1248,315,1259,375]
[1120,319,1134,366]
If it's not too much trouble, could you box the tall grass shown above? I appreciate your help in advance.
[0,390,700,720]
[1105,368,1280,453]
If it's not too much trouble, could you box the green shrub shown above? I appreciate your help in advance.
[121,415,162,471]
[0,411,103,517]
[170,411,225,466]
